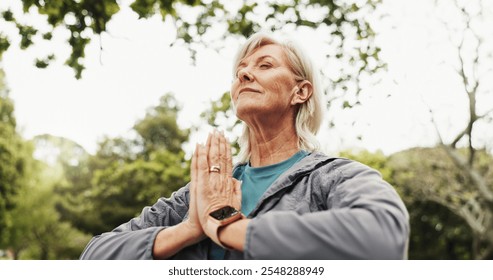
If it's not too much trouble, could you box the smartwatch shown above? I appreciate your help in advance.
[206,206,244,249]
[209,206,241,220]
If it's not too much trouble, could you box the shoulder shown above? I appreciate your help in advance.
[306,152,406,213]
[302,152,379,181]
[303,152,393,197]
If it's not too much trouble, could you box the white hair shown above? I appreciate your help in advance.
[232,32,324,163]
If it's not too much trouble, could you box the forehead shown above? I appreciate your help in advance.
[238,44,287,65]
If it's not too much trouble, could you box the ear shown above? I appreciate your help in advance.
[291,80,313,105]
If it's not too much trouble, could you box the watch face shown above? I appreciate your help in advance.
[209,206,239,220]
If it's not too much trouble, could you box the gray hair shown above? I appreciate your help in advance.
[232,32,324,163]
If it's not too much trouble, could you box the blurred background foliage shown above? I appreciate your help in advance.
[1,0,492,259]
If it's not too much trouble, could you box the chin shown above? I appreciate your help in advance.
[234,103,260,121]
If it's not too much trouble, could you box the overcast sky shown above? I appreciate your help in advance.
[1,0,492,157]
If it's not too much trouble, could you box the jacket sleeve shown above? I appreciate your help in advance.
[80,184,191,260]
[243,160,410,260]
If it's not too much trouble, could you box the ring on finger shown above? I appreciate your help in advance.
[209,165,221,173]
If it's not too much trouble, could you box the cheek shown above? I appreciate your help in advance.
[269,74,295,98]
[230,82,239,101]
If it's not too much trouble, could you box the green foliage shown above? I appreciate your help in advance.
[1,0,383,86]
[134,94,189,155]
[31,134,99,234]
[0,70,90,259]
[200,92,236,127]
[51,93,191,235]
[0,69,28,244]
[90,149,189,231]
[87,94,190,232]
[388,147,492,210]
[16,23,37,49]
[35,54,55,68]
[1,0,120,77]
[199,91,241,154]
[0,33,10,59]
[4,164,92,259]
[338,149,392,182]
[339,148,485,259]
[405,200,473,260]
[388,147,493,259]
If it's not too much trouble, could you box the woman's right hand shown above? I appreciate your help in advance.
[152,146,205,259]
[183,144,207,242]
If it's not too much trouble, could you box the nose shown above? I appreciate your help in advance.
[237,68,254,83]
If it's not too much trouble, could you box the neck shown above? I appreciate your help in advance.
[247,124,300,167]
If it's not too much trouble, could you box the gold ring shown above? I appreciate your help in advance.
[209,165,221,173]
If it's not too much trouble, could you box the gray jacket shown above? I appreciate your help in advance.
[80,152,410,260]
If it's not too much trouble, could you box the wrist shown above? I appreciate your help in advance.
[217,219,250,252]
[181,221,206,245]
[203,206,244,248]
[153,222,204,259]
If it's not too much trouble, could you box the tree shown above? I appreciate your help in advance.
[388,147,486,259]
[199,91,241,154]
[4,160,92,259]
[32,134,101,234]
[53,93,191,235]
[134,94,189,156]
[342,148,478,259]
[89,93,190,232]
[421,0,493,259]
[91,94,190,232]
[90,148,189,232]
[0,68,31,245]
[0,0,384,106]
[0,70,90,259]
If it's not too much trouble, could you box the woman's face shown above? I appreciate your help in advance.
[231,44,299,123]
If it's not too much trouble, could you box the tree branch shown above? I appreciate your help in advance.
[421,96,445,145]
[457,205,486,235]
[478,107,493,119]
[441,144,493,202]
[450,127,468,148]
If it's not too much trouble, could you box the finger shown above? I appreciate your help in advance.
[189,146,198,219]
[205,132,212,153]
[197,144,209,184]
[225,136,233,178]
[219,132,227,176]
[208,130,220,172]
[192,144,199,186]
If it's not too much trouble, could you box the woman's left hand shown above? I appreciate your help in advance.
[194,131,242,236]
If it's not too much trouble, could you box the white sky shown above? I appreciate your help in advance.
[1,0,492,157]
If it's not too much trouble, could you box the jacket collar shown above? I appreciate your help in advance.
[233,152,336,217]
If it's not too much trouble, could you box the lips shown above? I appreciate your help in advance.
[239,87,261,94]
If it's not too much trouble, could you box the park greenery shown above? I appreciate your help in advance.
[1,0,492,259]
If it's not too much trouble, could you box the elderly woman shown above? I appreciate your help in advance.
[80,32,409,260]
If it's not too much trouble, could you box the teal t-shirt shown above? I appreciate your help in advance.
[209,150,308,259]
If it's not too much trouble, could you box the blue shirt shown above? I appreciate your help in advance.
[209,150,308,259]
